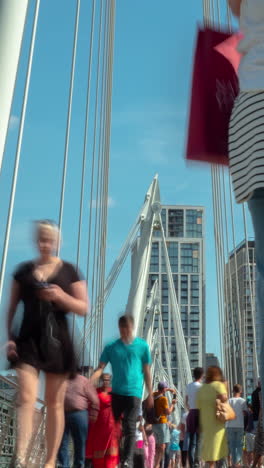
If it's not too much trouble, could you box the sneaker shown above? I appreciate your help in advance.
[121,461,130,468]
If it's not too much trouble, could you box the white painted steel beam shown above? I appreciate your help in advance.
[125,175,161,335]
[0,0,29,172]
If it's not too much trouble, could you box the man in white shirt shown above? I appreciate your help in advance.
[226,384,247,467]
[185,367,204,468]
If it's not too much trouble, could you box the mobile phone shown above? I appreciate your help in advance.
[35,281,50,289]
[173,393,177,399]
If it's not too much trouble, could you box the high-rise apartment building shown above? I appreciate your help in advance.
[224,240,258,396]
[205,353,220,369]
[145,205,205,386]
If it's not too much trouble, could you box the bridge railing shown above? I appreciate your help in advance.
[0,375,46,467]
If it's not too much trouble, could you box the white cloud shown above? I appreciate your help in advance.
[0,220,32,254]
[92,196,116,209]
[139,137,169,164]
[112,101,186,166]
[107,196,116,208]
[112,103,186,128]
[9,115,19,130]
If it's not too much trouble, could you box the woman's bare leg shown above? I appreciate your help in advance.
[44,373,68,468]
[206,462,215,468]
[16,364,39,463]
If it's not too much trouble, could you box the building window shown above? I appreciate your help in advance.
[186,209,203,238]
[180,275,188,305]
[191,274,200,305]
[150,242,159,273]
[168,209,184,237]
[181,305,188,321]
[180,243,200,273]
[162,275,169,304]
[161,209,167,234]
[167,242,178,273]
[173,275,178,300]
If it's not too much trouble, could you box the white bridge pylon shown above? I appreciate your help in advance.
[125,175,192,401]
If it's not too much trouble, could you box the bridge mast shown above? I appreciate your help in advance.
[0,0,29,172]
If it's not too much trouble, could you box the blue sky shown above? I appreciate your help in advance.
[0,0,249,368]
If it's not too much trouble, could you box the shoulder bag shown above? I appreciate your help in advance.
[216,398,236,422]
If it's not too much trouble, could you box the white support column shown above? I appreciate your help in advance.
[125,175,160,335]
[0,0,29,172]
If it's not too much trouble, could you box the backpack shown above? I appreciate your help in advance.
[142,394,162,424]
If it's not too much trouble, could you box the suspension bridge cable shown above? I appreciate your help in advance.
[211,166,224,364]
[57,0,81,246]
[78,204,144,358]
[98,0,116,354]
[73,0,96,362]
[93,0,107,364]
[159,211,192,391]
[85,0,104,366]
[228,173,246,392]
[217,166,229,369]
[222,167,238,385]
[242,204,259,380]
[74,0,96,347]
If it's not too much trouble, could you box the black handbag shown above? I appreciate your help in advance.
[39,301,62,361]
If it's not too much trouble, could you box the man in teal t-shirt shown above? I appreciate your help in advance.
[91,315,153,468]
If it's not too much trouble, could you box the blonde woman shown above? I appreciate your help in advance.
[6,220,88,468]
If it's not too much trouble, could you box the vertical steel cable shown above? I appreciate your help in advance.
[159,211,192,389]
[85,0,104,366]
[211,166,224,363]
[228,174,246,392]
[94,1,109,361]
[0,0,41,304]
[210,0,215,27]
[80,0,116,365]
[78,211,143,355]
[93,0,108,363]
[242,205,259,381]
[95,0,110,363]
[216,0,221,25]
[216,167,227,366]
[222,168,237,386]
[73,0,96,362]
[57,0,81,249]
[98,0,116,354]
[75,0,97,368]
[226,0,232,30]
[72,0,96,348]
[203,0,225,365]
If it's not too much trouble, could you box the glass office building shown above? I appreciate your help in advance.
[224,240,258,396]
[145,205,205,386]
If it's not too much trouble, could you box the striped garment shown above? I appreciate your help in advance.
[229,91,264,203]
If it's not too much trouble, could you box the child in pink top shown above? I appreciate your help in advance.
[144,424,156,468]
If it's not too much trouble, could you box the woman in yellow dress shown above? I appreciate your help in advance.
[196,366,228,468]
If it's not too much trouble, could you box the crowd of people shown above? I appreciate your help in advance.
[48,362,264,468]
[5,221,264,468]
[4,221,264,468]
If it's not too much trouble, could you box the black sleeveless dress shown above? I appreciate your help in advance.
[12,260,83,375]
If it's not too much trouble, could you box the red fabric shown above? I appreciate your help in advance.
[185,27,241,166]
[86,387,121,468]
[93,455,119,468]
